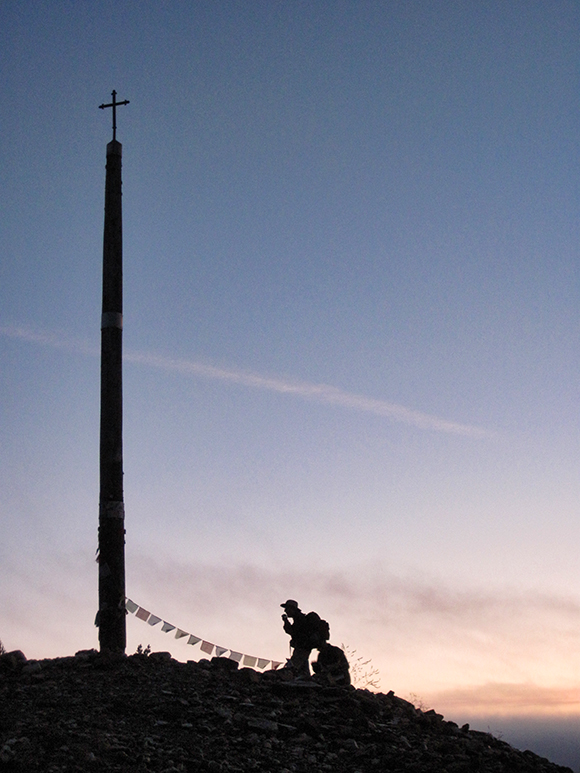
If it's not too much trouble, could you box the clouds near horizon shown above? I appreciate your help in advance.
[3,551,579,716]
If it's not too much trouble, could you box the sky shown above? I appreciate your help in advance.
[1,0,579,765]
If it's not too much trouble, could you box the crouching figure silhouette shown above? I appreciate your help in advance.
[280,599,330,678]
[312,642,351,686]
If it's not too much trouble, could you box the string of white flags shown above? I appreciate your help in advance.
[125,598,283,671]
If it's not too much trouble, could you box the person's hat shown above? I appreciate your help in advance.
[281,599,299,609]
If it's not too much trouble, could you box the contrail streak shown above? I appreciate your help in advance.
[1,324,494,438]
[0,325,100,357]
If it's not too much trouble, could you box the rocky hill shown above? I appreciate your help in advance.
[0,649,572,772]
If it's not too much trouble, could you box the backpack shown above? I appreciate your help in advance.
[306,611,330,646]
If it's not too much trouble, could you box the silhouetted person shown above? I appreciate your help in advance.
[312,642,351,686]
[280,599,330,677]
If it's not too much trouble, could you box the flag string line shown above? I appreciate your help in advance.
[125,598,283,671]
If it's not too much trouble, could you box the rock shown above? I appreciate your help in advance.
[211,656,239,672]
[246,717,278,733]
[0,650,27,670]
[75,648,98,660]
[21,661,42,675]
[148,650,172,663]
[0,653,572,772]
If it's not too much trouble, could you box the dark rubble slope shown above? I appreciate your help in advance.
[0,650,572,773]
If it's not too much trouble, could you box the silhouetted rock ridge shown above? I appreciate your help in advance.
[0,649,572,772]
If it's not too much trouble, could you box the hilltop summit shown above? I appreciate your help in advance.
[0,650,572,772]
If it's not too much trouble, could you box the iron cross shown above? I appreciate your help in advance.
[99,90,130,141]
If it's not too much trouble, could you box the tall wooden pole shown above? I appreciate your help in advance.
[98,92,129,653]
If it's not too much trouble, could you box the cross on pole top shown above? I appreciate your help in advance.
[99,90,130,141]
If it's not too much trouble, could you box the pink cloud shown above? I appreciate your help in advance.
[426,682,580,716]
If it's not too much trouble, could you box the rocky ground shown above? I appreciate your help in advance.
[0,649,573,772]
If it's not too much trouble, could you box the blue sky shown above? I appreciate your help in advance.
[1,0,579,763]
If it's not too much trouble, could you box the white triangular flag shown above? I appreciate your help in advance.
[257,658,269,669]
[229,651,243,663]
[187,635,201,646]
[175,629,188,639]
[148,615,162,626]
[215,646,228,657]
[161,622,175,633]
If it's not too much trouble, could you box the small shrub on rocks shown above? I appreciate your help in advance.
[342,643,381,690]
